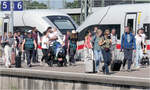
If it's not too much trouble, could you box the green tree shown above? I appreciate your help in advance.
[25,1,48,9]
[66,1,80,8]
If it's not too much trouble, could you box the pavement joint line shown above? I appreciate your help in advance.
[0,68,150,80]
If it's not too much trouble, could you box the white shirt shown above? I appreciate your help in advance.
[42,36,49,49]
[111,34,117,45]
[135,35,143,46]
[141,33,146,45]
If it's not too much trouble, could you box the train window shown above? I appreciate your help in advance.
[47,16,76,34]
[143,24,150,40]
[127,19,134,32]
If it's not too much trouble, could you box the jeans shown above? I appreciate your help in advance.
[94,50,102,72]
[123,49,133,70]
[41,49,48,62]
[32,49,38,62]
[26,50,33,65]
[69,48,76,64]
[102,49,111,74]
[136,47,143,67]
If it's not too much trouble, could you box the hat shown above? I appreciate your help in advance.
[72,30,76,34]
[27,30,32,34]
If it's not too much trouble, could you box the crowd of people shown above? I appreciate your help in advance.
[0,26,148,75]
[0,27,79,68]
[84,26,147,74]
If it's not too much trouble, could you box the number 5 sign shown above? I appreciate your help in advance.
[1,1,11,11]
[13,1,23,11]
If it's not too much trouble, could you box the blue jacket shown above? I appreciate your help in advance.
[121,32,136,50]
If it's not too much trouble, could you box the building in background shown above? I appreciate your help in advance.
[77,0,150,7]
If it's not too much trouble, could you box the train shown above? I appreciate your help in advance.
[77,3,150,60]
[0,9,78,36]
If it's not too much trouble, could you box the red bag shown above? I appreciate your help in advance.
[11,51,16,65]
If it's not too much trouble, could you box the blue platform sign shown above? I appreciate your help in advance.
[13,1,23,11]
[1,1,11,11]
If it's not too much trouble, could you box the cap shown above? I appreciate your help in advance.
[72,30,76,34]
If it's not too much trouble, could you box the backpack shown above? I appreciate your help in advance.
[24,38,34,50]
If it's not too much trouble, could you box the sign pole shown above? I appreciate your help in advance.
[10,0,14,34]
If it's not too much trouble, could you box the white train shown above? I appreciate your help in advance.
[0,9,78,36]
[77,4,150,59]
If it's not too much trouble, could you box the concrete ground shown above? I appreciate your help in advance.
[1,60,149,79]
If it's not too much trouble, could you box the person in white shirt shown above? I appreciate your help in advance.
[135,29,144,69]
[110,29,117,61]
[41,31,49,63]
[140,29,147,53]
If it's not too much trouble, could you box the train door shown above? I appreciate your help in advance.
[125,13,137,34]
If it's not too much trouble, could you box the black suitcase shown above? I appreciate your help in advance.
[15,52,22,68]
[111,60,122,71]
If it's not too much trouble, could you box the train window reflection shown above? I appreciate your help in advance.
[47,16,75,31]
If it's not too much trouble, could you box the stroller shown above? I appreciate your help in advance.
[140,52,149,66]
[47,41,67,67]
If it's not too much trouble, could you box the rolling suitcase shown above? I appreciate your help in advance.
[85,49,95,73]
[15,51,21,68]
[85,60,95,73]
[111,60,122,71]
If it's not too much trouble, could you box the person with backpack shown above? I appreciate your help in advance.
[22,31,37,67]
[92,29,104,73]
[100,29,112,75]
[121,26,136,72]
[69,30,78,66]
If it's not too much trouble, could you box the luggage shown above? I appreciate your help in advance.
[15,51,21,68]
[11,50,16,65]
[140,57,149,66]
[111,60,122,71]
[85,60,95,73]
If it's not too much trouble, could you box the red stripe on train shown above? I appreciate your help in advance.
[77,44,150,50]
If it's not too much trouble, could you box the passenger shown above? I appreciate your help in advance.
[63,31,71,52]
[3,32,14,68]
[32,27,38,63]
[110,29,117,61]
[22,32,27,62]
[84,30,93,60]
[41,31,49,64]
[22,31,37,67]
[101,29,112,75]
[92,27,98,37]
[69,30,78,65]
[121,26,136,72]
[92,29,103,73]
[135,29,144,70]
[140,28,147,53]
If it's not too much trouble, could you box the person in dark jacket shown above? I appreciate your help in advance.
[22,31,37,67]
[121,26,136,72]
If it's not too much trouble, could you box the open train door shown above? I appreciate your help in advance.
[125,13,137,34]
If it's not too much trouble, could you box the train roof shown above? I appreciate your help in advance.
[77,3,150,32]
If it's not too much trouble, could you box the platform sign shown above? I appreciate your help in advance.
[1,1,11,11]
[13,1,23,11]
[1,1,23,11]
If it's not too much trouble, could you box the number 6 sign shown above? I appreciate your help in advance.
[13,1,23,11]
